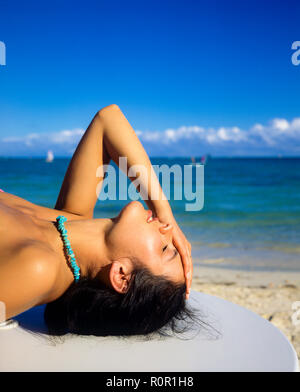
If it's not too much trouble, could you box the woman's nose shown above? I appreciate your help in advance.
[159,223,173,238]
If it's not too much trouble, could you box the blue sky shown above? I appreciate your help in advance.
[0,0,300,157]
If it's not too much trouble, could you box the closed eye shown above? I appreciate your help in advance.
[162,245,178,261]
[171,249,178,260]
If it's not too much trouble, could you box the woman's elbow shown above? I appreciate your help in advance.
[97,104,121,119]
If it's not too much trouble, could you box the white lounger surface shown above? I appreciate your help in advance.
[0,291,298,372]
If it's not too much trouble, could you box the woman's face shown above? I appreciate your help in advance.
[106,201,185,284]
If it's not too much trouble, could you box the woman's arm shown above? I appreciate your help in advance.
[55,104,192,297]
[55,104,171,218]
[54,109,110,218]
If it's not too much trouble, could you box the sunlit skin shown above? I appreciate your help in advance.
[43,200,185,296]
[106,201,185,288]
[0,104,192,320]
[0,195,185,320]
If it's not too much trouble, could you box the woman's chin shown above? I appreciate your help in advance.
[112,201,145,224]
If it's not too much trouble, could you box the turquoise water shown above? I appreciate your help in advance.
[0,157,299,271]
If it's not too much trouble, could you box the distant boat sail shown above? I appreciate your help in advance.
[46,150,54,163]
[191,155,209,165]
[201,155,207,165]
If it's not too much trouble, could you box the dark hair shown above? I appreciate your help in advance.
[44,266,201,338]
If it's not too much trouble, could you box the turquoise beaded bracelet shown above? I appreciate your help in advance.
[56,215,81,282]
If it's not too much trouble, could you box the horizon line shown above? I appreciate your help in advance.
[1,155,300,160]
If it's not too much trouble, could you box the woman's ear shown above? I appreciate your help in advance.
[109,259,133,294]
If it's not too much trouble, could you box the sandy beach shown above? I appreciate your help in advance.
[191,264,300,363]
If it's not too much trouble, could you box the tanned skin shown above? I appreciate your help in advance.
[0,105,192,320]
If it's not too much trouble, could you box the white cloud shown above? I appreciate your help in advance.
[1,118,300,157]
[50,129,84,144]
[136,117,300,156]
[271,119,290,132]
[0,128,85,157]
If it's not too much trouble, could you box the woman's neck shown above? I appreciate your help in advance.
[44,217,114,285]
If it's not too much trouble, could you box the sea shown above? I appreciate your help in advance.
[0,157,299,272]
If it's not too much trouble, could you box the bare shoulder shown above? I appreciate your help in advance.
[0,190,87,221]
[0,243,59,318]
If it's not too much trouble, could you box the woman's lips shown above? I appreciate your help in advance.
[147,210,153,222]
[146,210,158,223]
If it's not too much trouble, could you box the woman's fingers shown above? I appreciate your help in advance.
[185,248,193,299]
[158,213,193,300]
[173,234,193,299]
[181,250,190,299]
[183,240,193,299]
[188,254,193,299]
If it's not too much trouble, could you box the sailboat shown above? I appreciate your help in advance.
[201,155,207,165]
[191,155,209,166]
[46,150,54,163]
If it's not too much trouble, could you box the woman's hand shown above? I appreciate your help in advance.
[156,210,193,300]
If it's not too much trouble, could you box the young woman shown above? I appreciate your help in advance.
[0,104,194,336]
